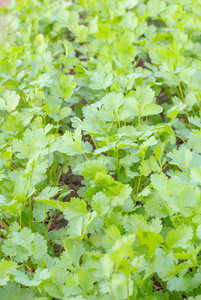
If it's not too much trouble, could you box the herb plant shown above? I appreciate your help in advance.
[1,0,201,299]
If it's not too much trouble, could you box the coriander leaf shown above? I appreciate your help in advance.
[59,129,92,155]
[0,90,19,112]
[166,225,193,250]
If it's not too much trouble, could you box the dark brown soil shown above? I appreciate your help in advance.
[45,167,84,256]
[60,167,83,201]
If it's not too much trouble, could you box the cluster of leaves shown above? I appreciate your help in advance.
[1,0,201,299]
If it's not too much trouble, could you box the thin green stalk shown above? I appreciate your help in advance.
[196,93,201,114]
[0,230,7,238]
[133,280,137,300]
[132,177,137,197]
[127,275,130,300]
[82,152,89,160]
[175,212,182,226]
[29,197,32,229]
[49,166,52,184]
[175,135,186,145]
[135,177,141,203]
[116,150,120,180]
[47,211,54,231]
[36,113,43,128]
[163,85,172,103]
[20,210,22,231]
[173,292,181,300]
[154,273,166,291]
[0,213,10,231]
[30,286,41,296]
[91,135,97,149]
[178,82,192,129]
[135,270,141,288]
[85,236,97,250]
[1,219,9,232]
[56,97,63,134]
[55,166,64,185]
[133,56,141,68]
[159,244,169,253]
[36,260,40,268]
[110,285,116,300]
[135,156,145,203]
[43,221,48,240]
[138,116,141,131]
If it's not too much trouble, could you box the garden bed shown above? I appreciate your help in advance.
[1,0,201,299]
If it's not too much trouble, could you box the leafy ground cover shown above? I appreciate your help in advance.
[1,0,201,299]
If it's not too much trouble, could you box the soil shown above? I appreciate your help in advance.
[60,167,84,202]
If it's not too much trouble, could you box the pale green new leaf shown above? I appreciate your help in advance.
[0,261,18,286]
[167,145,192,173]
[166,225,193,250]
[63,197,88,220]
[59,129,92,155]
[0,90,19,112]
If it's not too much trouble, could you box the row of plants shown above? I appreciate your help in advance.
[1,0,201,299]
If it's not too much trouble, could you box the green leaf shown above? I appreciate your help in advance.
[167,102,186,122]
[145,248,176,280]
[91,192,111,217]
[125,86,162,118]
[37,186,60,200]
[62,275,82,296]
[98,92,132,122]
[0,261,18,286]
[102,225,121,251]
[89,71,113,90]
[190,167,201,184]
[78,269,94,293]
[167,145,192,173]
[63,197,88,220]
[188,116,201,128]
[0,284,37,300]
[12,128,48,159]
[13,269,50,287]
[135,229,163,258]
[2,228,47,262]
[166,225,193,250]
[63,239,85,269]
[59,129,92,155]
[0,90,19,112]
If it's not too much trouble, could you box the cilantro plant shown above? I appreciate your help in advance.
[1,0,201,299]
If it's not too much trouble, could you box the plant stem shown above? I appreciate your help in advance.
[163,85,172,103]
[0,230,7,238]
[29,197,32,229]
[43,221,48,240]
[1,219,9,233]
[47,211,54,231]
[127,275,130,300]
[116,150,120,180]
[133,55,141,68]
[82,152,89,160]
[138,116,141,131]
[85,236,97,250]
[20,210,22,231]
[91,135,97,149]
[154,273,166,291]
[110,285,116,300]
[178,82,191,129]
